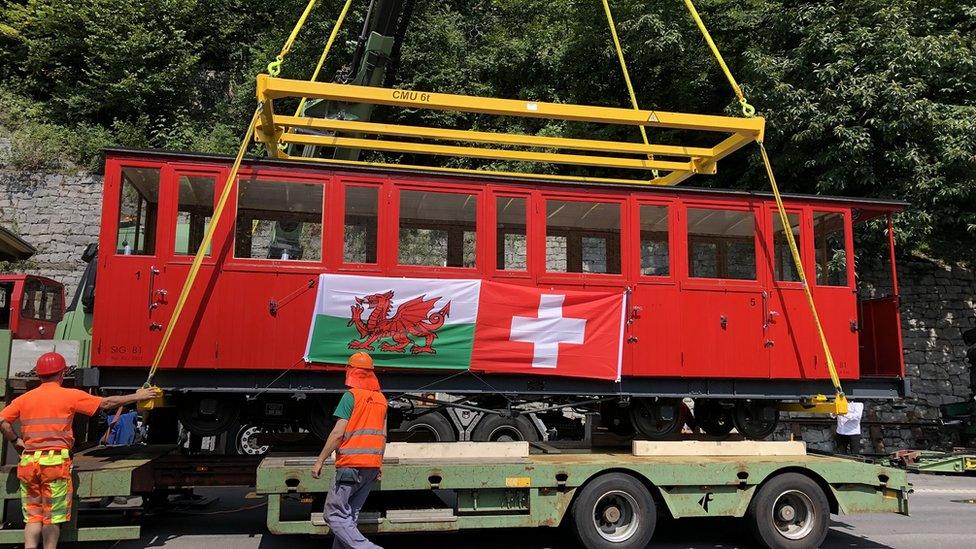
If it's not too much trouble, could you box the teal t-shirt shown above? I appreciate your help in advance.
[333,391,354,420]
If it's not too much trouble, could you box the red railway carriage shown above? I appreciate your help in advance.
[0,275,65,340]
[88,148,906,442]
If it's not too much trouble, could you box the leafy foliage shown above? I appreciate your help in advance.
[0,0,972,259]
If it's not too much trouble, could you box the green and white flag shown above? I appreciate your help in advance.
[305,274,481,370]
[305,274,626,380]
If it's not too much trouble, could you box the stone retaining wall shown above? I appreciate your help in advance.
[0,170,102,295]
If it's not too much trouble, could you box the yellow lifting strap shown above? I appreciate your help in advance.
[599,0,659,179]
[682,0,755,118]
[293,0,355,119]
[682,0,846,414]
[146,0,337,385]
[145,107,262,384]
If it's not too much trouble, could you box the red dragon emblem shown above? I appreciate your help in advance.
[347,291,451,354]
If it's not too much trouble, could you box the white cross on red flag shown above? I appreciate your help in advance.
[470,282,625,381]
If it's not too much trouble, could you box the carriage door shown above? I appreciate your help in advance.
[679,204,768,378]
[763,206,817,378]
[628,200,681,377]
[810,210,858,378]
[155,168,223,367]
[96,164,166,366]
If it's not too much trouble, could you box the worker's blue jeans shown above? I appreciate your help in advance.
[324,467,381,549]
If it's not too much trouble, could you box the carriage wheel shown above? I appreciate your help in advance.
[733,400,780,440]
[695,399,735,437]
[628,398,681,439]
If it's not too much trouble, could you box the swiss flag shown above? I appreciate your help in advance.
[469,282,625,381]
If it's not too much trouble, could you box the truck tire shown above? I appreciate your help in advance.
[747,473,830,549]
[399,412,457,442]
[570,473,656,549]
[471,414,540,442]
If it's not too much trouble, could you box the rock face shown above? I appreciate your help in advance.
[0,170,102,295]
[1,167,974,451]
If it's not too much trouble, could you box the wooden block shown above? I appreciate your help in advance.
[384,441,529,459]
[632,440,806,457]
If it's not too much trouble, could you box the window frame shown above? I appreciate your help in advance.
[633,198,676,282]
[109,160,167,259]
[335,177,385,272]
[811,207,854,289]
[226,167,329,270]
[391,181,484,276]
[538,192,628,283]
[489,189,533,279]
[765,205,809,288]
[679,199,763,289]
[164,166,225,264]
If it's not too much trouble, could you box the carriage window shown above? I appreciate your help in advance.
[546,200,621,274]
[116,167,160,255]
[344,186,378,264]
[773,212,802,282]
[399,190,477,268]
[235,178,323,261]
[497,197,527,271]
[20,280,60,321]
[814,211,848,286]
[175,175,215,256]
[687,208,756,280]
[640,205,670,276]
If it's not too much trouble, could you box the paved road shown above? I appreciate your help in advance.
[72,473,976,548]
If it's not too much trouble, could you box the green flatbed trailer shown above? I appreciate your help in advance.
[893,449,976,475]
[0,443,910,549]
[254,448,908,549]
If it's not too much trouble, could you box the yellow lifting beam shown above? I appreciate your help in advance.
[254,75,764,184]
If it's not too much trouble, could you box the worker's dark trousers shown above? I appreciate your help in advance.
[835,433,860,455]
[325,467,381,549]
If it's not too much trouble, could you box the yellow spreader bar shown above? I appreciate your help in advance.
[255,76,764,183]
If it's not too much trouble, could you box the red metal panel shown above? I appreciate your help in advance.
[858,297,903,377]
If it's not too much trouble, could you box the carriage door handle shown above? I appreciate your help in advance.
[147,266,168,314]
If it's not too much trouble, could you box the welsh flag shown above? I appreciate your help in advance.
[305,274,625,381]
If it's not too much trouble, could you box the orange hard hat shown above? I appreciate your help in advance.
[347,352,374,370]
[36,352,67,376]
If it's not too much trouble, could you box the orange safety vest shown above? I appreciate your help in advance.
[11,383,99,452]
[335,388,388,469]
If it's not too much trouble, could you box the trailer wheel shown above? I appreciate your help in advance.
[399,412,457,442]
[748,473,830,549]
[471,415,540,442]
[570,473,656,549]
[234,424,270,455]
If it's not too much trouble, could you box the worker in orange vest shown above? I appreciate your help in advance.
[0,352,160,549]
[311,352,387,549]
